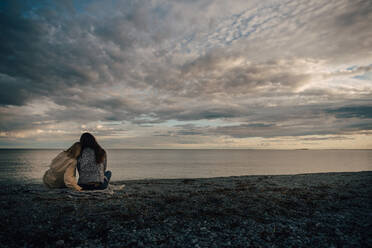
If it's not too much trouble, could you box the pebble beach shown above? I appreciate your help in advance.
[1,171,371,247]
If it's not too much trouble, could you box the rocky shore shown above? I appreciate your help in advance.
[1,171,371,247]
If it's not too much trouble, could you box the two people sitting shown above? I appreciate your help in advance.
[43,132,111,191]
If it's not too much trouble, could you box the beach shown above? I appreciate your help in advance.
[1,171,371,247]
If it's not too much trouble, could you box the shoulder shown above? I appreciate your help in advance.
[57,151,68,158]
[52,151,68,162]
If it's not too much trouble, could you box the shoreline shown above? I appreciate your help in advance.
[1,171,371,247]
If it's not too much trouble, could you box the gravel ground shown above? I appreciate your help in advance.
[1,171,371,247]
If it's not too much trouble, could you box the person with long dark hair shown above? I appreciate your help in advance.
[77,132,111,190]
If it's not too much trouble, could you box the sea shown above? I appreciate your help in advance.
[0,149,371,184]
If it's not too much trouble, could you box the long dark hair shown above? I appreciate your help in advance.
[79,133,106,163]
[65,142,81,159]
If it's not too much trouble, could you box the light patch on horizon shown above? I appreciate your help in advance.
[0,0,372,148]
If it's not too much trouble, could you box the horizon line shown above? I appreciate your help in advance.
[0,148,371,150]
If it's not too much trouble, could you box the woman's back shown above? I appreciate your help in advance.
[77,147,106,185]
[43,151,73,187]
[43,144,82,191]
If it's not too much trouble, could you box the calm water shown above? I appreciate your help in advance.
[0,149,371,184]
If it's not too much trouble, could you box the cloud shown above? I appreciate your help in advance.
[164,103,372,139]
[327,106,372,119]
[299,136,354,141]
[0,0,371,147]
[0,74,32,105]
[179,56,315,96]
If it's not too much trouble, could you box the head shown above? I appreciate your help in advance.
[79,132,106,163]
[65,142,82,159]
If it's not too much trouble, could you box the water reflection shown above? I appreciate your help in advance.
[0,149,371,184]
[0,149,57,184]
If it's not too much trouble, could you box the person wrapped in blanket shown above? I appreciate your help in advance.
[43,142,82,191]
[77,132,111,190]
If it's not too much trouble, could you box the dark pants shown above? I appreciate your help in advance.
[79,171,112,190]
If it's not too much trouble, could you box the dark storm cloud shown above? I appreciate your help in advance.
[327,106,372,119]
[345,122,372,131]
[205,117,372,138]
[0,3,48,105]
[0,74,31,105]
[1,0,370,104]
[169,108,244,121]
[300,136,354,141]
[0,0,372,143]
[0,0,149,106]
[166,104,372,139]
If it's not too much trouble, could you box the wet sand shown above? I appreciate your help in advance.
[1,171,371,247]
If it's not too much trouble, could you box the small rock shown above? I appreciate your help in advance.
[137,241,144,247]
[335,228,343,236]
[56,240,64,247]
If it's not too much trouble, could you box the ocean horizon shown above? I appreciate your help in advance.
[1,149,371,184]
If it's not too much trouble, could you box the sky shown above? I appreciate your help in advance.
[0,0,372,149]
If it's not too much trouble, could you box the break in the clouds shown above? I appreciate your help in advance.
[0,0,372,148]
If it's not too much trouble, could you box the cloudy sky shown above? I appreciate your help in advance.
[0,0,372,149]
